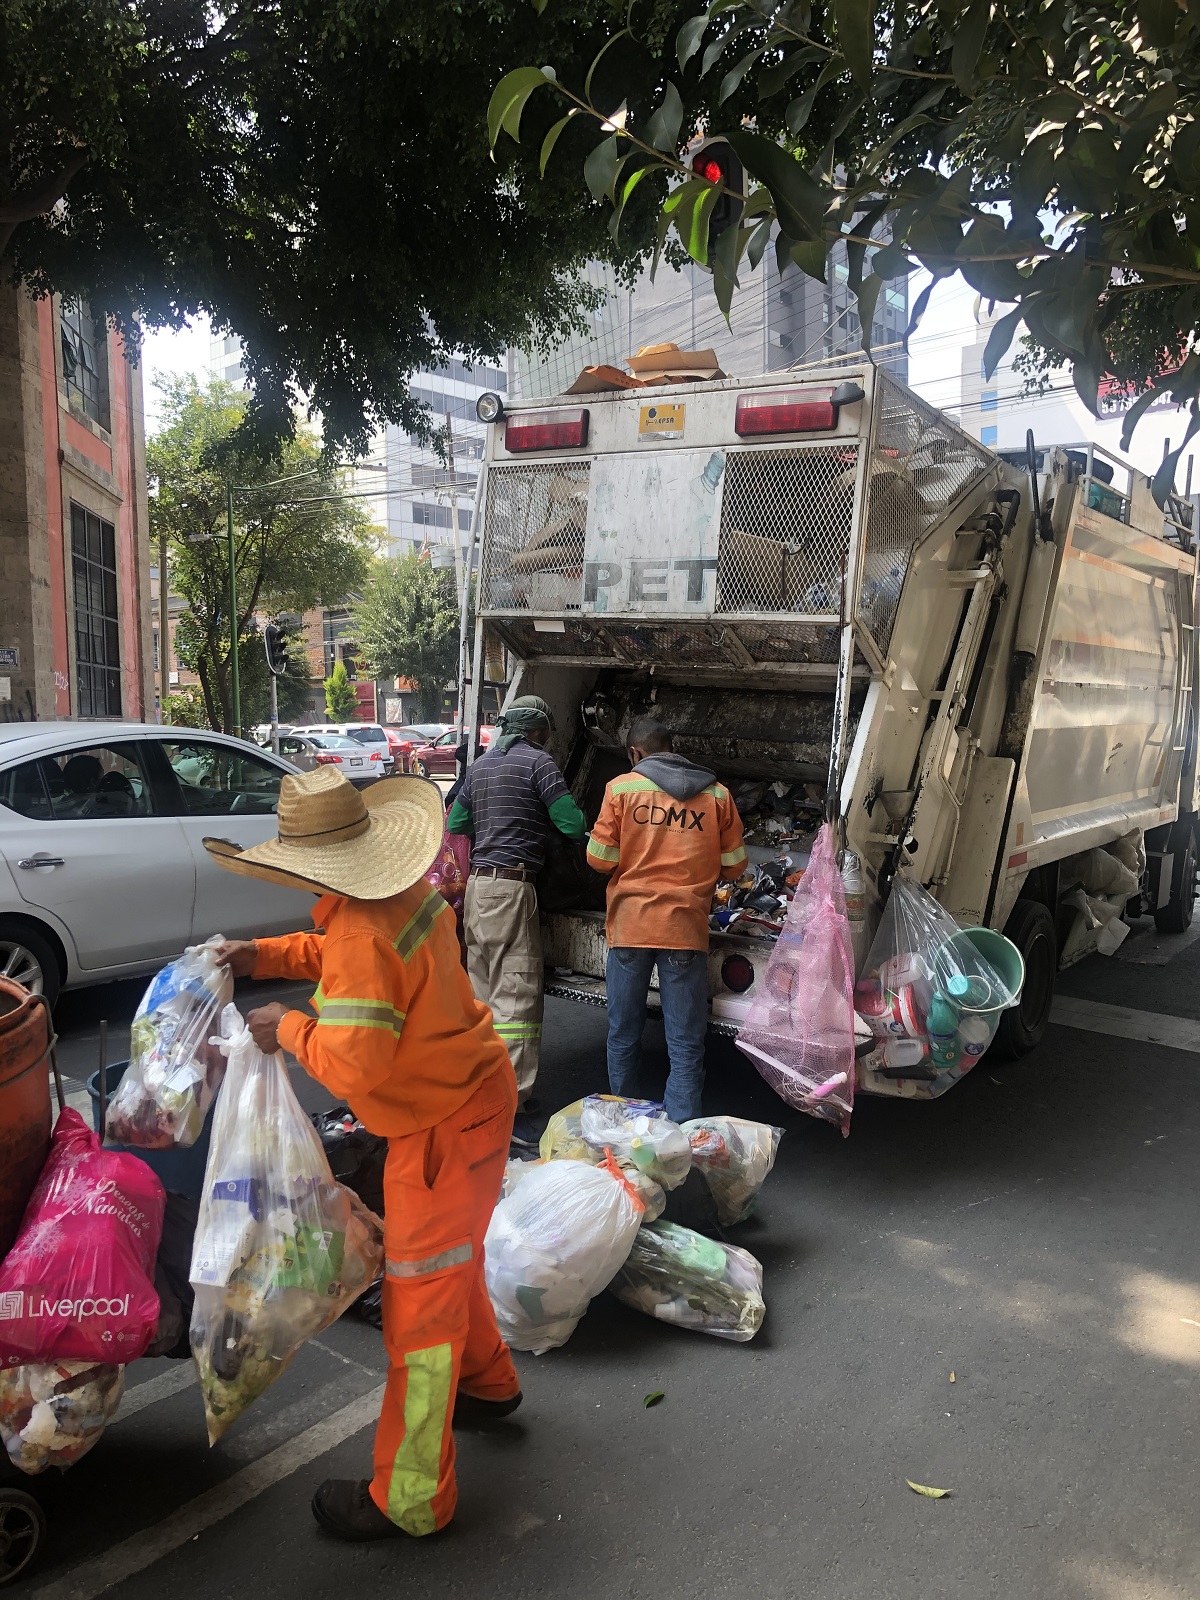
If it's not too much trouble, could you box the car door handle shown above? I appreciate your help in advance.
[17,856,65,869]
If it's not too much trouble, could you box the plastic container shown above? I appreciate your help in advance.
[932,927,1024,1016]
[87,1062,214,1200]
[0,979,54,1260]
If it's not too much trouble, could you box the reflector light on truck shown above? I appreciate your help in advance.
[735,389,837,436]
[504,408,589,452]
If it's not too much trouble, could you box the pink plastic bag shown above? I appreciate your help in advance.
[0,1109,165,1367]
[736,825,856,1134]
[426,831,469,918]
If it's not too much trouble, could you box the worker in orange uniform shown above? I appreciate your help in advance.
[207,765,521,1543]
[586,714,746,1122]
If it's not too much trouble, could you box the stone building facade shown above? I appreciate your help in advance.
[0,284,153,722]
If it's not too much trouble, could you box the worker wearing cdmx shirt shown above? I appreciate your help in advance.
[587,714,747,1123]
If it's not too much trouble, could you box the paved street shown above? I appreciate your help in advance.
[20,919,1200,1600]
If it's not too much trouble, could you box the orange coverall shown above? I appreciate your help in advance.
[253,884,518,1534]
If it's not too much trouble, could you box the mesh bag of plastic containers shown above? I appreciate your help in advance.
[107,936,234,1148]
[736,824,856,1133]
[682,1117,784,1226]
[189,1006,384,1443]
[484,1154,645,1354]
[610,1221,766,1342]
[855,878,1023,1090]
[577,1096,692,1190]
[0,1361,124,1475]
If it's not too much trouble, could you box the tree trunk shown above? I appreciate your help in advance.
[196,657,221,733]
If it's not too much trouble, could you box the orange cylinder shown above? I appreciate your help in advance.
[0,979,53,1260]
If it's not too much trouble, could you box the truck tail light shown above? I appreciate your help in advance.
[504,407,589,452]
[721,953,756,993]
[735,389,838,436]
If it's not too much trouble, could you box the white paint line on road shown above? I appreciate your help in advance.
[113,1363,196,1423]
[1050,995,1200,1054]
[32,1383,385,1600]
[309,1336,380,1376]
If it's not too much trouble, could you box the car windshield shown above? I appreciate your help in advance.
[346,727,384,744]
[409,724,448,739]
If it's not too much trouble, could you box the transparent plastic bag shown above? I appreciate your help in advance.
[736,824,856,1133]
[610,1221,766,1342]
[577,1095,692,1191]
[855,878,1022,1091]
[189,1005,384,1444]
[107,936,234,1148]
[682,1117,784,1227]
[484,1154,645,1354]
[0,1361,124,1475]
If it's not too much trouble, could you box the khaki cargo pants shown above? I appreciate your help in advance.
[463,873,543,1105]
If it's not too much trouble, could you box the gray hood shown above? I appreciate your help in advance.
[633,751,716,800]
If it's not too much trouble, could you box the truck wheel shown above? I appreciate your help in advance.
[0,1488,47,1585]
[992,899,1056,1060]
[1154,821,1197,935]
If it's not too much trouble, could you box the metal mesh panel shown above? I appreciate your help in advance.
[605,623,732,666]
[493,619,613,659]
[481,461,591,612]
[733,621,845,665]
[860,372,993,653]
[716,446,859,614]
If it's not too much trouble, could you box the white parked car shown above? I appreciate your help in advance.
[292,722,395,773]
[0,722,317,1006]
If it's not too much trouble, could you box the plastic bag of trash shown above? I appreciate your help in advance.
[578,1095,692,1190]
[855,877,1022,1087]
[484,1154,645,1354]
[736,824,857,1133]
[107,937,233,1148]
[0,1361,125,1475]
[682,1117,784,1227]
[311,1104,388,1216]
[189,1005,384,1443]
[610,1221,765,1342]
[538,1099,596,1164]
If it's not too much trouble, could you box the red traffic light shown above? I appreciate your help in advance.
[697,157,724,185]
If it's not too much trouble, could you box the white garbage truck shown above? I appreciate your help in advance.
[461,365,1199,1098]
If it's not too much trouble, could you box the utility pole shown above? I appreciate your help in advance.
[157,530,169,718]
[445,411,465,606]
[269,671,279,756]
[226,482,241,736]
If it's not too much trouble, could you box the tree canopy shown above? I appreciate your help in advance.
[351,553,460,721]
[493,0,1200,494]
[148,376,375,732]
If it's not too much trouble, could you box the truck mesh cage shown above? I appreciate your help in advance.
[480,461,591,612]
[488,617,848,668]
[858,372,993,654]
[715,445,858,615]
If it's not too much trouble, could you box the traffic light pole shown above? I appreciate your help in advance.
[269,672,279,756]
[226,482,242,737]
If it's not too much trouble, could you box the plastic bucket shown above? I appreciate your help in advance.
[0,979,53,1258]
[87,1062,213,1201]
[932,927,1024,1018]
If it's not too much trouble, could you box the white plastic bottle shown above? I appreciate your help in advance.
[840,849,868,974]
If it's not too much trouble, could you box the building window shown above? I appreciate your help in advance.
[60,300,110,428]
[980,389,998,413]
[71,504,122,718]
[981,424,998,447]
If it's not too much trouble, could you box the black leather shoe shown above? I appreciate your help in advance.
[311,1479,409,1541]
[452,1389,523,1428]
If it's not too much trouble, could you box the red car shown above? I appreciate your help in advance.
[384,724,453,772]
[408,724,496,778]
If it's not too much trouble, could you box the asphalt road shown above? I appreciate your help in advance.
[14,915,1200,1600]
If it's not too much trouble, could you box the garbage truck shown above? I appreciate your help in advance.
[460,365,1200,1098]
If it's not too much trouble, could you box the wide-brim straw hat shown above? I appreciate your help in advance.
[203,766,446,900]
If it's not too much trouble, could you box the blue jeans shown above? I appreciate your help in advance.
[606,947,709,1124]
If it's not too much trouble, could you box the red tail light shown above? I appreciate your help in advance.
[735,389,837,436]
[315,752,341,765]
[370,751,381,761]
[721,954,756,993]
[504,407,589,452]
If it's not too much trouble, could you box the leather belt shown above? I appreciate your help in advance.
[469,864,533,881]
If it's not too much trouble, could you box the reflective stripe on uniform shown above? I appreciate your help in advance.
[312,981,326,1014]
[494,1021,542,1037]
[610,775,660,795]
[318,997,406,1036]
[587,839,620,862]
[385,1343,454,1535]
[394,889,449,962]
[721,848,748,867]
[385,1242,473,1278]
[704,782,730,801]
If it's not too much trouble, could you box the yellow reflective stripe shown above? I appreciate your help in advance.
[587,839,620,862]
[386,1343,454,1535]
[704,783,729,801]
[721,848,748,866]
[386,1243,473,1278]
[494,1021,542,1037]
[312,981,326,1014]
[394,889,449,962]
[317,998,406,1038]
[610,775,659,795]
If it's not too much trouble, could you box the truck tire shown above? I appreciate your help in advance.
[992,899,1056,1060]
[1154,821,1197,935]
[0,920,62,1010]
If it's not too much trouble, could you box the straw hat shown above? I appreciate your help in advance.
[203,766,445,900]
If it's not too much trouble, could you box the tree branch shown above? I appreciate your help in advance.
[0,149,90,257]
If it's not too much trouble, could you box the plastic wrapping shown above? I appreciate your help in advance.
[107,937,234,1148]
[610,1221,766,1342]
[484,1155,645,1354]
[426,833,469,919]
[538,1099,595,1164]
[682,1116,784,1226]
[0,1108,165,1367]
[736,824,856,1133]
[0,1361,124,1475]
[189,1006,384,1443]
[577,1096,692,1191]
[855,878,1022,1096]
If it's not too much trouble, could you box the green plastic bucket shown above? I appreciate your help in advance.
[932,927,1024,1017]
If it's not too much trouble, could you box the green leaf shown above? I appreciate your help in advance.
[1152,411,1200,507]
[906,1479,951,1498]
[664,177,720,265]
[678,10,711,69]
[1120,383,1169,453]
[487,67,554,149]
[856,272,883,353]
[1140,0,1177,49]
[584,134,622,203]
[531,0,549,11]
[1172,119,1200,187]
[906,277,935,336]
[786,57,841,135]
[951,2,991,95]
[982,305,1023,378]
[646,81,684,151]
[757,45,825,100]
[728,129,829,241]
[702,18,755,77]
[644,1390,665,1408]
[746,214,774,270]
[585,28,630,100]
[539,113,573,176]
[834,0,875,91]
[608,165,650,240]
[789,238,828,281]
[721,44,766,104]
